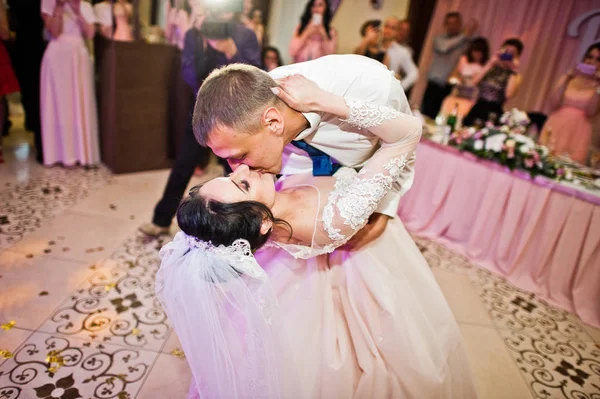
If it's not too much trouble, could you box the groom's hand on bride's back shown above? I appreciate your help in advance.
[343,213,390,251]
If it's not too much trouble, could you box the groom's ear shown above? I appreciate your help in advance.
[260,218,273,236]
[263,107,284,136]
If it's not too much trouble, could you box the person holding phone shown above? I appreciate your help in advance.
[463,37,524,127]
[539,43,600,164]
[289,0,337,63]
[354,20,389,65]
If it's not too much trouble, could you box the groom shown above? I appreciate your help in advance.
[193,54,416,248]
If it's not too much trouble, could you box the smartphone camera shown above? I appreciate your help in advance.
[499,52,514,62]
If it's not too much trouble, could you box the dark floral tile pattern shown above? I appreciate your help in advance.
[500,329,600,398]
[0,167,113,251]
[0,332,155,399]
[414,235,600,398]
[38,234,172,352]
[472,269,593,344]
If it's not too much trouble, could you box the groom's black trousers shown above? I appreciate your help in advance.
[152,111,230,228]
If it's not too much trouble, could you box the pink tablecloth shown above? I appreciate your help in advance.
[399,140,600,328]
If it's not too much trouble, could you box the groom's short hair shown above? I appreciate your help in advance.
[193,64,281,147]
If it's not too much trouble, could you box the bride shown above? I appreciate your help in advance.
[156,88,478,398]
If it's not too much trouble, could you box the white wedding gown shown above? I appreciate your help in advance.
[157,98,478,398]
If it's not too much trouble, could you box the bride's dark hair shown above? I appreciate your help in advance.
[177,185,291,251]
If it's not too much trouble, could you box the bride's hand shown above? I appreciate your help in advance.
[342,213,389,251]
[271,74,326,113]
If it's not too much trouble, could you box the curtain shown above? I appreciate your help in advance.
[410,0,600,119]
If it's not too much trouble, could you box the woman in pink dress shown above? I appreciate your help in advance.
[289,0,337,63]
[540,43,600,164]
[165,0,190,50]
[94,0,133,41]
[40,0,100,167]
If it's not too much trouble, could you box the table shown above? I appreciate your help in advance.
[398,140,600,328]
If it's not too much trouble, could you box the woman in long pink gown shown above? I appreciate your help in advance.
[540,43,600,164]
[40,0,100,167]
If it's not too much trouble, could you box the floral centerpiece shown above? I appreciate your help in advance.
[448,109,556,178]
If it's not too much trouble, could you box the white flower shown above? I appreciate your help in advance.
[519,144,531,154]
[505,139,516,149]
[467,127,477,136]
[481,128,489,135]
[484,134,507,153]
[565,168,574,180]
[539,145,550,157]
[473,140,484,150]
[500,125,510,133]
[512,134,535,147]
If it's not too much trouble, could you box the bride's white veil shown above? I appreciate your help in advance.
[156,232,289,399]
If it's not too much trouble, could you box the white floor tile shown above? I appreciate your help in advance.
[432,268,494,327]
[136,353,192,399]
[7,211,137,264]
[0,250,90,330]
[459,324,532,399]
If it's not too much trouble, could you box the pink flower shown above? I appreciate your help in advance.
[557,168,565,176]
[532,151,540,162]
[507,148,515,159]
[474,131,483,140]
[524,158,535,168]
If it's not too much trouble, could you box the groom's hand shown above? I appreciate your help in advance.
[343,213,389,251]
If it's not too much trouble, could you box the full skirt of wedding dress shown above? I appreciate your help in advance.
[254,218,478,399]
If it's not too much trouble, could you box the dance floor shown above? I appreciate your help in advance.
[1,123,599,399]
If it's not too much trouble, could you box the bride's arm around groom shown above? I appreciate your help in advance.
[272,72,421,251]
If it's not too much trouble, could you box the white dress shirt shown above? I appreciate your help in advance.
[386,42,419,90]
[269,54,416,218]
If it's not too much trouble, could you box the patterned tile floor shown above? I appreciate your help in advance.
[1,124,599,399]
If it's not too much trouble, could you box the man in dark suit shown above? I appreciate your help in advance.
[140,17,261,236]
[8,0,47,163]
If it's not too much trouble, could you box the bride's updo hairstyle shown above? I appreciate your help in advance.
[177,185,291,251]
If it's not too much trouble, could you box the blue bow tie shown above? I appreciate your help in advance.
[291,140,341,177]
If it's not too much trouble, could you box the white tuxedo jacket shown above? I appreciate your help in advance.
[269,54,415,217]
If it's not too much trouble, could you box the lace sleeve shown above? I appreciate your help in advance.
[315,98,421,252]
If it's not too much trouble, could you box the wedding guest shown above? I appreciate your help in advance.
[8,0,46,163]
[94,0,133,41]
[139,13,261,237]
[396,19,413,56]
[439,37,489,117]
[166,0,191,50]
[383,16,418,90]
[289,0,337,63]
[0,0,19,163]
[463,38,524,127]
[40,0,100,167]
[421,12,477,118]
[247,8,264,46]
[262,46,283,72]
[539,43,600,164]
[354,20,389,65]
